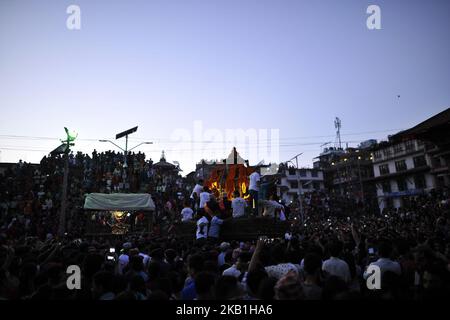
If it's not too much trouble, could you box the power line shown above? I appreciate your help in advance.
[0,135,99,142]
[0,147,51,152]
[0,128,403,144]
[103,140,363,153]
[122,128,404,143]
[0,139,357,154]
[0,137,369,154]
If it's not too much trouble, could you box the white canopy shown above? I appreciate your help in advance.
[84,193,155,211]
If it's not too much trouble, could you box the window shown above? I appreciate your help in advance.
[313,182,320,190]
[413,155,427,168]
[290,181,298,189]
[374,150,382,160]
[382,181,391,193]
[383,148,392,157]
[396,179,407,192]
[393,144,403,154]
[311,170,318,178]
[405,140,414,151]
[395,160,407,172]
[299,170,307,177]
[379,164,390,175]
[288,168,296,175]
[414,175,426,189]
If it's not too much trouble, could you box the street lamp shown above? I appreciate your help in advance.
[129,141,153,152]
[98,138,152,168]
[98,139,124,152]
[99,133,152,190]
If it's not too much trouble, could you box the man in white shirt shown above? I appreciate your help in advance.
[208,213,224,242]
[196,214,209,242]
[322,241,351,284]
[222,252,252,285]
[260,195,284,218]
[190,180,204,209]
[181,201,194,222]
[363,242,401,279]
[199,186,211,210]
[222,264,242,278]
[248,168,260,216]
[231,190,247,218]
[191,180,203,200]
[118,242,132,274]
[191,181,203,197]
[139,251,151,269]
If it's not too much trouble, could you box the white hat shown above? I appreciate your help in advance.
[219,242,230,251]
[123,242,132,249]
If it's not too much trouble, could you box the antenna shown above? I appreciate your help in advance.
[334,117,342,149]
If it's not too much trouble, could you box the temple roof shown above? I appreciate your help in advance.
[225,147,246,165]
[153,150,177,169]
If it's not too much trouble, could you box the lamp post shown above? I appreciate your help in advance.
[52,127,77,238]
[285,153,304,223]
[100,126,139,169]
[99,134,152,190]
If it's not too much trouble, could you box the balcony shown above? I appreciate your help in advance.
[373,143,424,163]
[430,165,449,174]
[371,165,430,181]
[378,189,425,198]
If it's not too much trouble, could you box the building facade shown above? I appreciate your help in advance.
[314,142,377,204]
[390,108,450,190]
[371,138,436,211]
[276,164,325,203]
[370,108,450,212]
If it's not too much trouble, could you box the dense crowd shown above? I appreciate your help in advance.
[0,151,188,239]
[0,155,450,300]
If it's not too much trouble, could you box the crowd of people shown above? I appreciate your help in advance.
[0,151,191,238]
[0,155,449,300]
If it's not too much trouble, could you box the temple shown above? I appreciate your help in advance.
[200,147,255,199]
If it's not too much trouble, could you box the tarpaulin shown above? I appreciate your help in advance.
[84,193,155,211]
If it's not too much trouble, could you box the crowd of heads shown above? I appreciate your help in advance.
[0,155,449,300]
[0,151,191,239]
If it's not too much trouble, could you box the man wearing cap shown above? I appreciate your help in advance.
[218,242,230,267]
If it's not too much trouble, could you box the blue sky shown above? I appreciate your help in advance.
[0,0,449,174]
